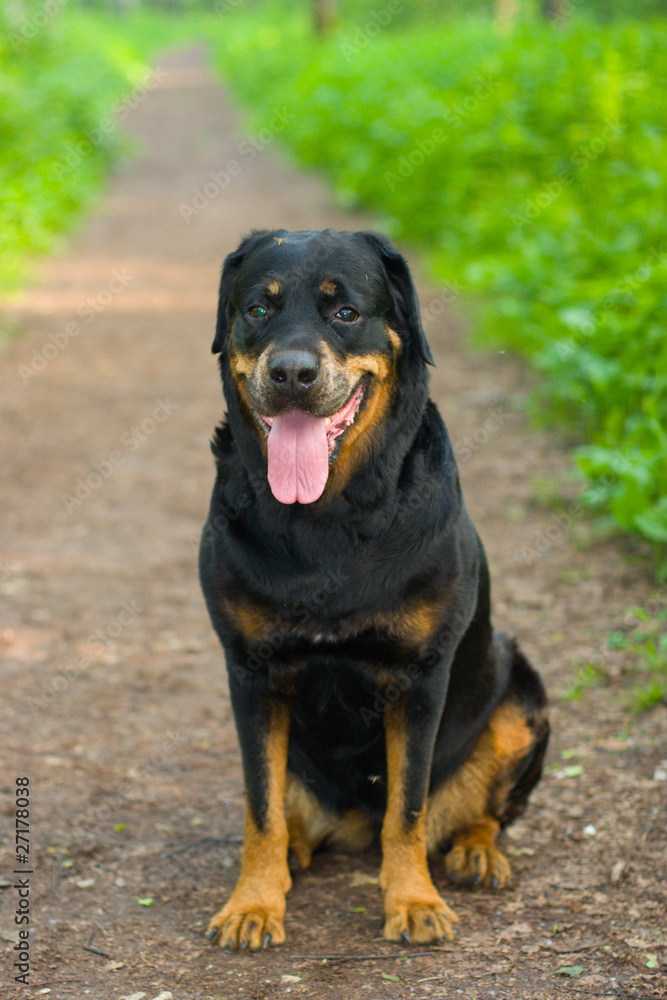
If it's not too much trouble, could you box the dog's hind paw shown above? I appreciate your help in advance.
[444,818,511,889]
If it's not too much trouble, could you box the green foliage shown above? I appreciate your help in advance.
[561,663,606,702]
[0,3,183,292]
[211,11,667,573]
[559,603,666,710]
[336,0,493,25]
[337,0,667,24]
[611,605,667,710]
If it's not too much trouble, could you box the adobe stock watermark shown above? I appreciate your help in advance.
[556,245,667,361]
[359,601,474,728]
[0,558,15,586]
[231,567,349,684]
[513,466,630,565]
[511,119,624,231]
[27,601,143,714]
[179,107,295,223]
[420,280,466,323]
[8,0,68,51]
[67,731,189,836]
[544,0,586,24]
[61,398,179,513]
[339,1,403,62]
[579,585,667,679]
[18,268,135,385]
[393,406,508,527]
[453,406,508,464]
[384,76,498,191]
[191,387,488,551]
[49,68,168,184]
[190,470,273,556]
[213,0,244,12]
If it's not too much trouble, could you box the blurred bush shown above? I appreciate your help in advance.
[335,0,667,22]
[212,9,667,575]
[0,2,181,291]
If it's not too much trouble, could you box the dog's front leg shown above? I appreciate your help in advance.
[380,698,458,944]
[208,676,291,950]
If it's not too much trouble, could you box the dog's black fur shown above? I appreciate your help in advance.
[199,229,548,950]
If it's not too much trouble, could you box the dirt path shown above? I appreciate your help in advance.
[1,47,665,1000]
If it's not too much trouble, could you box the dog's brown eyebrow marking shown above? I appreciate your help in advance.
[320,279,338,296]
[267,280,281,296]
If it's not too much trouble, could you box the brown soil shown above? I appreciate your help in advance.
[1,48,665,1000]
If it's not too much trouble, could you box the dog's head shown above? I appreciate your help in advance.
[213,229,433,505]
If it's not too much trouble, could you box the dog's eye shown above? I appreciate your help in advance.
[334,307,359,323]
[248,306,268,319]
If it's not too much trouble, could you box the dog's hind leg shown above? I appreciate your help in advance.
[427,640,549,889]
[285,776,331,870]
[285,774,374,870]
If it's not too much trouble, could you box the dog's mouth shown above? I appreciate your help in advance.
[254,383,366,505]
[256,383,365,455]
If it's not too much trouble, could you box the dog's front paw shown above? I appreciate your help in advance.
[207,890,286,951]
[383,888,459,944]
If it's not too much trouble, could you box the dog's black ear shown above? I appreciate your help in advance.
[212,229,277,354]
[361,232,434,367]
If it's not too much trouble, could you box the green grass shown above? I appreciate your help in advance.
[611,605,667,709]
[559,602,667,710]
[561,663,607,703]
[209,8,667,577]
[0,4,188,293]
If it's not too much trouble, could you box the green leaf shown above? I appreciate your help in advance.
[607,631,627,649]
[557,966,584,977]
[635,501,667,543]
[563,765,584,777]
[646,954,658,969]
[557,306,595,333]
[381,973,400,981]
[137,897,154,906]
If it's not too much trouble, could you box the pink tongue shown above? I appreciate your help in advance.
[266,410,329,504]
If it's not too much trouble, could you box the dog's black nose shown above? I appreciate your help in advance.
[268,350,319,398]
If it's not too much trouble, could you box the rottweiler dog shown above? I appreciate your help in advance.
[199,229,549,951]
